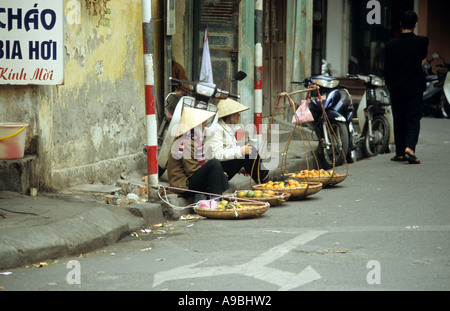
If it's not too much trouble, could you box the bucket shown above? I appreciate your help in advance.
[0,122,28,159]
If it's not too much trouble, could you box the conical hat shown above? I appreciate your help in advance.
[175,107,216,137]
[217,98,249,119]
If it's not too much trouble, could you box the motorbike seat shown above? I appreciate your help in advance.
[311,75,339,82]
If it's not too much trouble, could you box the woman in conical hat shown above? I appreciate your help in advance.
[205,98,270,184]
[173,106,215,138]
[167,107,229,201]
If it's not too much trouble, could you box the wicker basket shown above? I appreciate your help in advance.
[223,192,291,207]
[284,173,347,187]
[194,201,269,219]
[252,182,323,199]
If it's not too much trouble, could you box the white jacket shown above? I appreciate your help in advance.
[205,119,243,161]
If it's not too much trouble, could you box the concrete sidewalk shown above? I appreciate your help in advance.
[0,124,323,270]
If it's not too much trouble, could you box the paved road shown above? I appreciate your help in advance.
[1,117,449,293]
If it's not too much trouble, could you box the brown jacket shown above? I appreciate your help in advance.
[167,138,200,194]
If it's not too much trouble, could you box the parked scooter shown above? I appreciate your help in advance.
[292,76,356,169]
[423,53,450,118]
[347,73,394,157]
[156,72,246,177]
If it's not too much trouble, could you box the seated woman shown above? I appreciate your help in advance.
[206,98,269,184]
[167,107,229,202]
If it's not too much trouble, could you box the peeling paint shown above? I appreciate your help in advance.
[1,0,146,190]
[90,125,103,150]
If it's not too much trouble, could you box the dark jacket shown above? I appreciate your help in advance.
[384,32,429,92]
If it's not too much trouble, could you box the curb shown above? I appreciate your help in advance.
[0,202,164,270]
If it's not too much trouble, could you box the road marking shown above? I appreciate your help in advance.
[153,230,326,290]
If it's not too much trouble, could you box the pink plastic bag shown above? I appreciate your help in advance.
[292,99,314,124]
[197,199,218,209]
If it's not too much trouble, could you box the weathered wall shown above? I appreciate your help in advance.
[0,0,147,190]
[286,0,313,86]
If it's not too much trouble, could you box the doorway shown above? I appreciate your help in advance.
[192,0,240,94]
[262,0,287,117]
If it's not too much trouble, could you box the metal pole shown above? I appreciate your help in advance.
[254,0,263,146]
[142,0,159,200]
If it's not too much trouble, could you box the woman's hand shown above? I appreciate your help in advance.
[239,168,249,176]
[240,143,252,155]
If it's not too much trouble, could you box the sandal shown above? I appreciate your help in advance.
[405,153,420,164]
[405,148,420,164]
[391,155,407,162]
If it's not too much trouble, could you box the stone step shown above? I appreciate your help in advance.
[0,155,37,194]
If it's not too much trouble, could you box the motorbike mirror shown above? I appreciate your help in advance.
[233,71,247,82]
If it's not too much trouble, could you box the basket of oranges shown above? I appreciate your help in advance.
[223,190,291,207]
[252,179,322,199]
[194,199,269,219]
[284,169,347,187]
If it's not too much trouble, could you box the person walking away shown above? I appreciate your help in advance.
[205,98,270,183]
[167,107,230,202]
[384,10,428,164]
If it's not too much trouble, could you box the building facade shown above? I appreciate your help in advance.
[2,0,446,192]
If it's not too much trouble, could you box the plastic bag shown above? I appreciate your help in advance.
[197,199,218,209]
[292,99,314,124]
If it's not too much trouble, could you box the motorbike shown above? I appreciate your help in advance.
[156,72,247,177]
[291,75,356,169]
[347,73,394,157]
[423,53,450,118]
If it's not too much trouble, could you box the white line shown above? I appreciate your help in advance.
[152,231,326,289]
[247,230,327,267]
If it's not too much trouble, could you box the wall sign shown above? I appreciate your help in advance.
[0,0,64,85]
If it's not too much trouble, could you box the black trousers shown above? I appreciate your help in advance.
[390,86,423,156]
[220,152,269,184]
[188,159,230,197]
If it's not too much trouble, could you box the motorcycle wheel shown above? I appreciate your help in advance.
[320,121,349,170]
[363,114,390,158]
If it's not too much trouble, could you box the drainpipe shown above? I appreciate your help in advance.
[142,0,159,201]
[254,0,263,146]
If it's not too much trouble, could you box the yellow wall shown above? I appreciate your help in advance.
[0,0,147,190]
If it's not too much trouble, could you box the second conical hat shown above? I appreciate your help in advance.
[175,107,216,137]
[217,98,249,119]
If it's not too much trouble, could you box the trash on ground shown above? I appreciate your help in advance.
[104,194,130,206]
[329,249,348,253]
[180,214,203,220]
[265,230,281,233]
[127,193,140,203]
